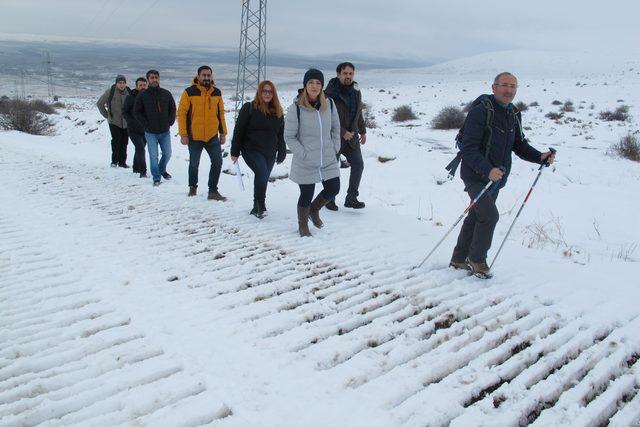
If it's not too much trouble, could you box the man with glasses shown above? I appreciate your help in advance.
[449,72,556,278]
[133,69,176,186]
[177,65,228,200]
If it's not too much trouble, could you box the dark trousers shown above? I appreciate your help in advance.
[129,132,147,173]
[340,139,364,198]
[242,149,275,203]
[188,138,222,192]
[108,124,129,166]
[298,177,340,207]
[452,182,500,262]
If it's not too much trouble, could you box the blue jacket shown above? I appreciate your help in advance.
[460,95,542,189]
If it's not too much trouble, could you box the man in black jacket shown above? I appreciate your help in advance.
[450,72,555,278]
[324,62,367,210]
[123,77,148,177]
[133,70,176,186]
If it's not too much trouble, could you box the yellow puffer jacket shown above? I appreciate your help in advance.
[178,77,227,142]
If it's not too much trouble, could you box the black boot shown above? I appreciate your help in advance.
[325,200,339,211]
[344,196,365,209]
[297,206,312,237]
[257,200,266,219]
[250,200,258,216]
[310,194,329,228]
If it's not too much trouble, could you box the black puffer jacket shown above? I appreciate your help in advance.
[133,85,176,134]
[231,102,286,162]
[122,89,145,135]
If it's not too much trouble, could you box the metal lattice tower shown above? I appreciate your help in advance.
[234,0,267,119]
[44,52,56,101]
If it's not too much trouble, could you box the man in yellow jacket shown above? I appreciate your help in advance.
[178,65,228,200]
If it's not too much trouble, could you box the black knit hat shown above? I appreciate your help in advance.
[303,68,324,87]
[115,74,126,83]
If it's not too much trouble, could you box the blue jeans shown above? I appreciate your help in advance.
[146,131,171,182]
[242,149,275,203]
[188,137,222,192]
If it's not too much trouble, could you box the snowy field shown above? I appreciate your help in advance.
[1,49,639,426]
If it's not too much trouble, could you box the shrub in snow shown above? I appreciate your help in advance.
[545,111,564,120]
[551,100,562,105]
[392,105,417,122]
[599,105,630,122]
[560,100,575,113]
[29,99,57,115]
[0,99,55,135]
[529,101,539,107]
[610,134,640,162]
[362,102,377,129]
[431,106,465,130]
[515,101,529,111]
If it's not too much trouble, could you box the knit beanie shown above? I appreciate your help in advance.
[303,68,324,87]
[115,75,126,83]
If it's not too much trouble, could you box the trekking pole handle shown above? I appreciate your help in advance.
[543,147,557,167]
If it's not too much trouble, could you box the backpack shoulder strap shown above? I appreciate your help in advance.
[296,103,300,123]
[107,85,116,118]
[479,97,494,157]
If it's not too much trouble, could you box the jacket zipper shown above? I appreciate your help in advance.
[316,109,324,180]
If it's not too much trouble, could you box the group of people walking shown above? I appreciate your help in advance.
[96,62,368,226]
[97,64,555,279]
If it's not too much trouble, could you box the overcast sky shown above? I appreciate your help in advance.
[1,0,638,62]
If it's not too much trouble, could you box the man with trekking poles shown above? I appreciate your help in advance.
[419,72,556,279]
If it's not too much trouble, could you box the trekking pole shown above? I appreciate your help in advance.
[413,167,505,270]
[489,148,556,270]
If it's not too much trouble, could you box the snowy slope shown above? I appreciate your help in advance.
[1,49,639,426]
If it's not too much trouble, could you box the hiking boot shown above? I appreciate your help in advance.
[309,194,329,228]
[344,196,365,209]
[110,162,118,168]
[257,200,266,218]
[250,200,265,219]
[208,191,227,201]
[119,163,130,168]
[297,206,312,237]
[449,259,471,271]
[161,172,172,180]
[153,180,161,187]
[139,172,148,178]
[188,186,197,197]
[325,200,339,211]
[466,258,493,279]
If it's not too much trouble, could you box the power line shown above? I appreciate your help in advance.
[94,0,128,35]
[124,0,163,34]
[79,2,110,37]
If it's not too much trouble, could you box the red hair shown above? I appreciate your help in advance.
[253,80,283,118]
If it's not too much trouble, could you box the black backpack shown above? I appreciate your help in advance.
[445,95,494,179]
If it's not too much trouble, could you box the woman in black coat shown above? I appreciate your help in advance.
[231,80,287,218]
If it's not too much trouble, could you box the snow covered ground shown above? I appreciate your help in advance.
[1,49,639,426]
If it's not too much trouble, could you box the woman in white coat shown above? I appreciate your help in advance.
[284,69,341,237]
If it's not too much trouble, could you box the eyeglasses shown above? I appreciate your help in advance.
[495,83,517,89]
[262,89,273,94]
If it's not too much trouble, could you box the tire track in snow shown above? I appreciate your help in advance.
[1,144,639,425]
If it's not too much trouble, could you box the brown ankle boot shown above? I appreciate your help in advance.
[297,206,312,237]
[309,194,329,228]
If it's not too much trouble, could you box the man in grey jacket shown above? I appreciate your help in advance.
[97,75,131,168]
